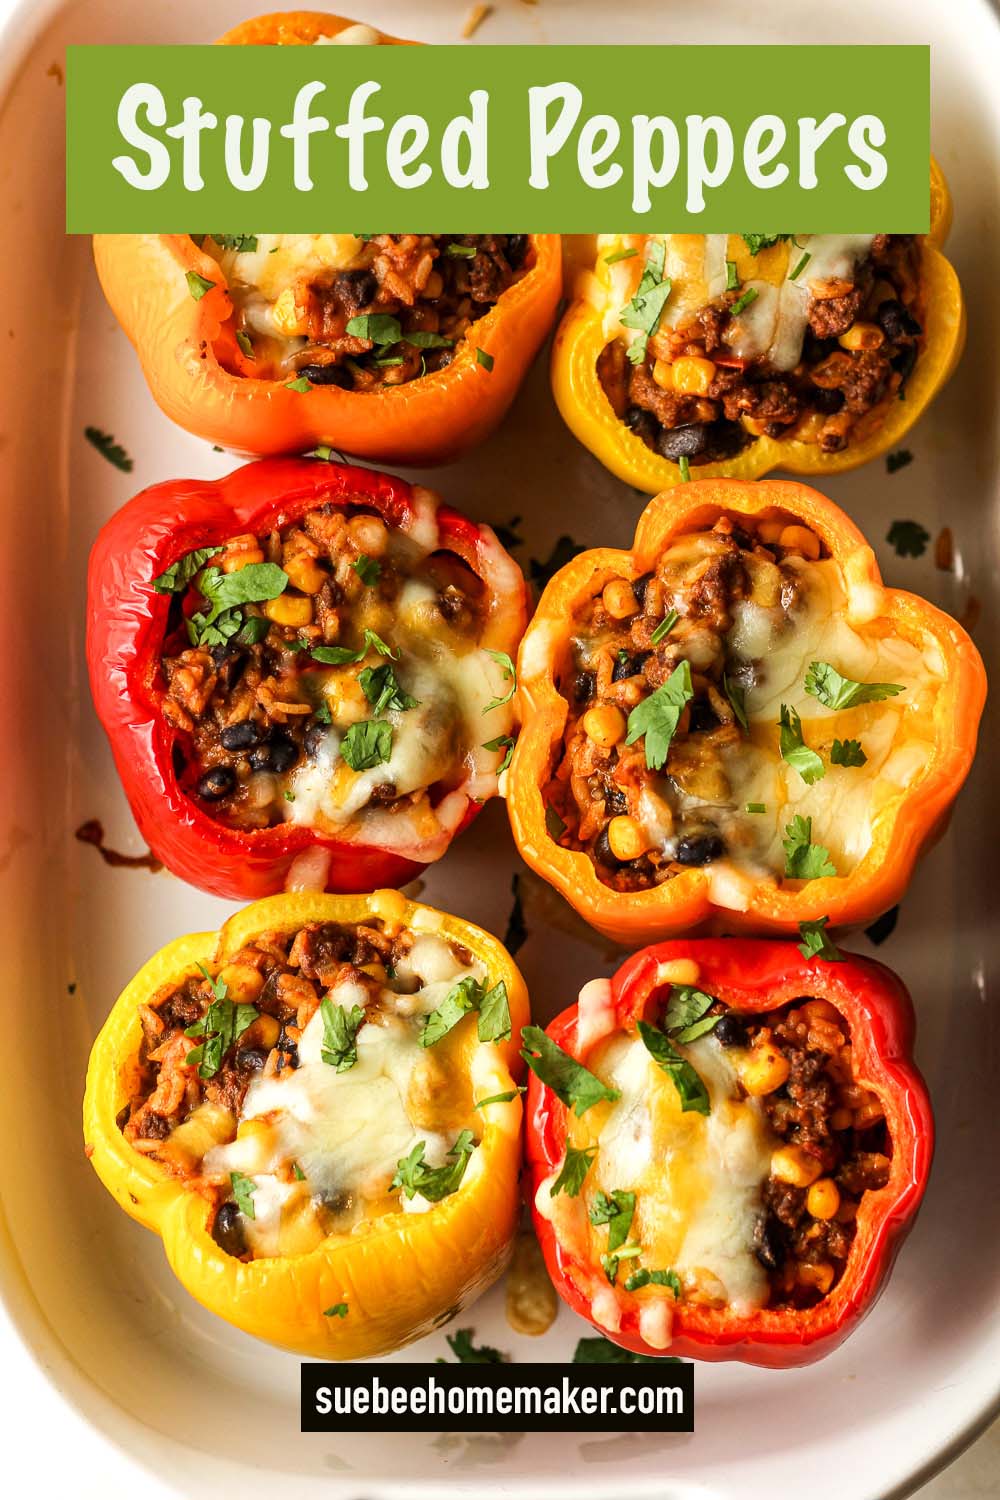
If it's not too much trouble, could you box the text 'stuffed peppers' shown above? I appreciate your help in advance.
[507,477,985,944]
[92,12,562,466]
[525,938,932,1367]
[83,890,529,1360]
[551,166,963,493]
[87,456,527,901]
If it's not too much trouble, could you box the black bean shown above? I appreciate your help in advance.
[197,766,235,801]
[892,345,918,387]
[592,828,623,869]
[333,268,378,312]
[675,832,725,866]
[220,721,261,752]
[687,697,720,733]
[605,786,628,818]
[877,298,921,342]
[212,1202,247,1259]
[571,670,596,705]
[811,386,845,414]
[297,362,352,388]
[249,735,300,774]
[236,1046,269,1075]
[631,572,655,607]
[655,422,710,460]
[753,1214,786,1272]
[624,406,659,446]
[612,650,648,683]
[713,1011,748,1048]
[505,234,529,268]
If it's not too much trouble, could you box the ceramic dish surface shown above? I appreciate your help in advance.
[0,0,997,1497]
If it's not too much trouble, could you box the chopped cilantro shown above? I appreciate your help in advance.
[284,376,312,393]
[235,330,254,359]
[779,703,825,785]
[620,240,672,365]
[650,609,679,645]
[572,1336,676,1364]
[741,234,794,255]
[483,733,516,773]
[663,984,720,1044]
[184,967,258,1079]
[604,247,639,265]
[783,814,837,880]
[624,1267,682,1296]
[421,976,511,1047]
[391,1131,475,1202]
[725,259,740,290]
[152,545,222,595]
[637,1019,710,1115]
[831,738,867,767]
[624,660,693,770]
[746,801,766,814]
[483,650,517,712]
[797,916,843,962]
[340,720,392,771]
[520,1025,619,1116]
[730,286,760,317]
[346,312,402,347]
[589,1189,635,1250]
[323,1302,348,1318]
[352,554,381,587]
[84,427,134,472]
[805,661,904,711]
[185,271,216,301]
[319,997,365,1072]
[229,1171,257,1219]
[887,518,928,556]
[185,562,288,648]
[358,663,418,717]
[311,629,396,666]
[678,455,691,482]
[723,673,749,731]
[442,1328,504,1363]
[789,250,811,281]
[476,347,494,371]
[551,1144,597,1198]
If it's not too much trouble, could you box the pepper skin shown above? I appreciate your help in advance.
[551,164,963,492]
[83,891,528,1359]
[526,938,932,1367]
[91,13,562,466]
[507,477,985,943]
[86,456,527,901]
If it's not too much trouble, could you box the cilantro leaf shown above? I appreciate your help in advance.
[589,1189,636,1251]
[311,628,396,666]
[84,426,134,473]
[442,1329,504,1364]
[211,234,258,252]
[391,1131,475,1202]
[230,1171,257,1219]
[723,672,749,731]
[477,981,512,1044]
[520,1025,619,1117]
[184,969,258,1079]
[185,562,288,648]
[604,247,638,265]
[284,376,312,393]
[420,976,510,1047]
[797,916,843,962]
[483,733,516,773]
[551,1144,597,1198]
[601,1244,642,1285]
[779,703,825,785]
[403,330,453,349]
[625,660,693,770]
[740,233,794,255]
[323,1302,348,1318]
[572,1336,676,1364]
[474,1086,525,1110]
[782,814,837,880]
[650,609,679,645]
[483,650,517,713]
[545,804,568,841]
[319,997,365,1072]
[352,554,381,587]
[620,241,673,365]
[730,286,759,316]
[153,545,222,595]
[346,312,403,347]
[804,661,905,711]
[664,985,720,1044]
[886,517,928,555]
[358,663,418,717]
[476,347,494,371]
[831,738,867,767]
[340,720,392,772]
[637,1020,710,1115]
[185,270,216,301]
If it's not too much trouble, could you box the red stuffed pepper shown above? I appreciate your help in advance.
[87,457,527,899]
[524,938,931,1367]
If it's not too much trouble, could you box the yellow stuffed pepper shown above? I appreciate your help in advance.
[552,164,964,492]
[83,890,528,1359]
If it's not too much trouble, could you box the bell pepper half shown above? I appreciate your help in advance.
[507,476,985,944]
[91,12,562,466]
[551,164,963,492]
[83,889,529,1360]
[87,455,527,901]
[524,937,932,1367]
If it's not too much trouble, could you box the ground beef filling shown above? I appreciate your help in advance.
[212,233,533,387]
[158,502,484,831]
[712,996,891,1309]
[598,234,921,463]
[120,918,477,1260]
[546,512,818,891]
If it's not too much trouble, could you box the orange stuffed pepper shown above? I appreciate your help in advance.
[92,12,562,466]
[507,478,985,944]
[552,166,963,492]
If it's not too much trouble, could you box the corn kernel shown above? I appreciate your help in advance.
[652,358,674,390]
[424,271,444,299]
[797,1261,836,1295]
[838,321,884,353]
[271,285,308,337]
[778,524,821,560]
[264,594,314,627]
[830,1107,854,1132]
[284,554,327,595]
[582,704,626,748]
[219,534,265,573]
[245,1012,280,1050]
[793,410,826,444]
[756,519,785,545]
[602,578,638,619]
[807,1178,841,1221]
[671,356,716,396]
[348,514,390,557]
[607,815,651,862]
[218,962,265,1003]
[771,1144,824,1188]
[236,1117,272,1144]
[800,998,841,1025]
[738,1042,790,1096]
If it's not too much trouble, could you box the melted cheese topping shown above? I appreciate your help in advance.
[603,233,876,372]
[573,1032,777,1313]
[202,931,484,1258]
[628,544,944,891]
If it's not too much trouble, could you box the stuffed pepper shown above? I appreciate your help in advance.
[524,938,931,1366]
[552,165,963,492]
[91,12,562,465]
[87,456,527,900]
[508,477,984,944]
[83,890,528,1359]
